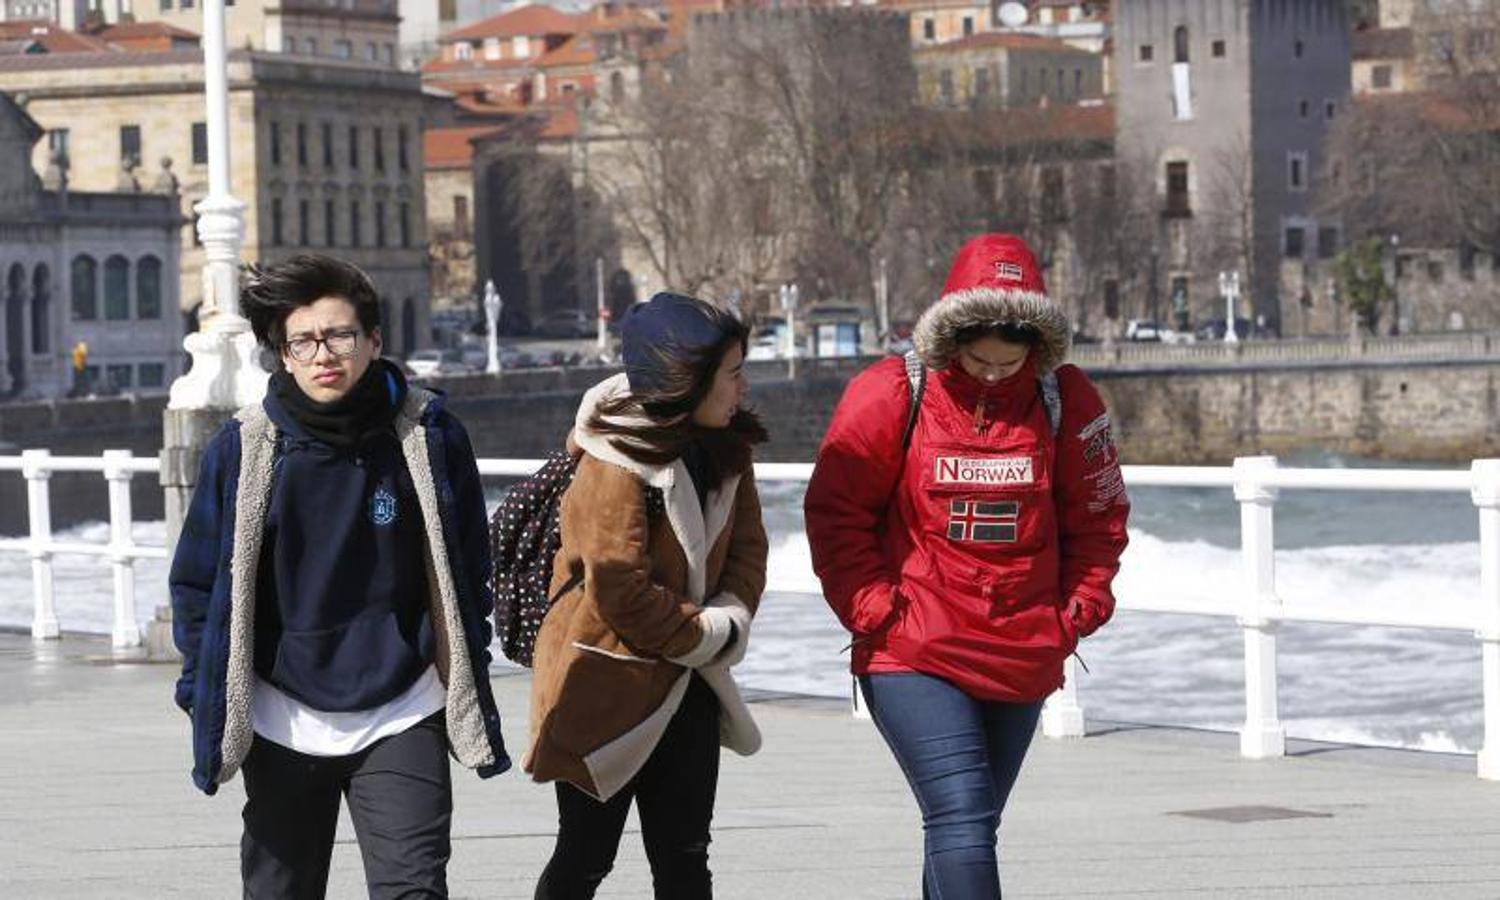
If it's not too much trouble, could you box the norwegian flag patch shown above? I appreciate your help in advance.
[995,261,1025,282]
[947,499,1020,543]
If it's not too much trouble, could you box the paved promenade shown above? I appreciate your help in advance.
[2,632,1499,899]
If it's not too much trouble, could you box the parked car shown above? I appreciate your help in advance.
[1194,317,1254,341]
[1125,319,1163,342]
[404,349,472,379]
[538,309,597,339]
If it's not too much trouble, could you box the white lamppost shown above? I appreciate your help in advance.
[780,282,799,379]
[1219,270,1241,344]
[594,257,608,354]
[167,0,265,410]
[483,279,502,375]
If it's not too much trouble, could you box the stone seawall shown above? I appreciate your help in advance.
[2,356,1498,531]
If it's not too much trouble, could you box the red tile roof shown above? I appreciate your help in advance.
[1352,27,1413,61]
[0,20,113,53]
[534,34,596,68]
[444,4,579,42]
[425,125,509,168]
[422,55,534,75]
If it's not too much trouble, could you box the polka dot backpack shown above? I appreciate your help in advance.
[489,449,663,666]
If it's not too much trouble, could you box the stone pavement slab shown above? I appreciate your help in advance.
[2,633,1498,899]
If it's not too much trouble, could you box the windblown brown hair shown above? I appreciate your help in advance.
[588,304,767,486]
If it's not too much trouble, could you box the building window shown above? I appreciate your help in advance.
[399,202,411,248]
[1427,259,1444,283]
[923,18,935,41]
[610,71,626,104]
[454,42,472,61]
[397,125,409,171]
[138,363,165,388]
[104,255,130,320]
[270,121,281,166]
[1165,161,1190,216]
[374,127,385,171]
[325,199,337,246]
[1042,167,1065,221]
[1324,99,1337,119]
[297,122,308,166]
[136,256,162,319]
[1294,38,1304,58]
[975,67,990,99]
[1317,227,1339,260]
[298,199,310,245]
[191,121,208,165]
[159,0,170,9]
[1211,39,1225,57]
[334,39,352,59]
[939,69,954,105]
[454,194,469,238]
[962,15,973,36]
[1284,226,1305,258]
[1139,44,1154,62]
[1460,242,1477,280]
[47,128,69,165]
[322,122,333,168]
[385,44,395,65]
[120,124,141,166]
[366,41,378,61]
[513,35,530,57]
[484,37,501,60]
[1174,25,1189,63]
[31,265,49,354]
[1298,99,1310,118]
[1073,68,1082,97]
[307,37,318,56]
[1372,65,1393,89]
[375,201,387,247]
[285,36,297,54]
[271,197,285,246]
[439,0,455,20]
[1288,151,1307,191]
[106,364,133,390]
[351,200,362,247]
[349,125,359,168]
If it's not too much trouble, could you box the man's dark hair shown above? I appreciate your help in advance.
[241,254,381,352]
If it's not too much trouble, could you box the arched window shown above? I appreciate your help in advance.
[136,256,163,319]
[5,264,22,391]
[31,265,49,354]
[1174,25,1190,63]
[402,298,416,358]
[610,71,626,105]
[71,255,97,320]
[104,255,130,320]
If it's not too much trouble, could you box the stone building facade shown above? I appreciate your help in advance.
[0,92,181,400]
[0,49,432,360]
[1113,0,1352,335]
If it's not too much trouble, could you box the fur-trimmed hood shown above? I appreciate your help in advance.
[912,234,1072,372]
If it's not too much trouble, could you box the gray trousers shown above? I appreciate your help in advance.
[240,712,452,900]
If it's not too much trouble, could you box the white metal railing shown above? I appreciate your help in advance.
[5,451,1499,779]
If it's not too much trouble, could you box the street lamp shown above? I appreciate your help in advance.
[1219,270,1240,344]
[1388,232,1401,336]
[483,279,502,375]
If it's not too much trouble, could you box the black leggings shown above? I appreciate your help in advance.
[535,674,722,900]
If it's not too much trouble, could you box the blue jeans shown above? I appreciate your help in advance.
[860,673,1043,900]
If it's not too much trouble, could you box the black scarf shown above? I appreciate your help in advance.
[269,359,406,450]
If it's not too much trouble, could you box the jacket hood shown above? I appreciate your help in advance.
[571,373,676,487]
[912,234,1071,372]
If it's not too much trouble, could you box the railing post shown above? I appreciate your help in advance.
[1043,655,1086,738]
[1234,455,1285,759]
[1470,459,1500,780]
[103,450,142,651]
[21,449,58,640]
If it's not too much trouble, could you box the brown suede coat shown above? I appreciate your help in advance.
[523,376,769,800]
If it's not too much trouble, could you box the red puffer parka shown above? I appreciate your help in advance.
[804,235,1129,702]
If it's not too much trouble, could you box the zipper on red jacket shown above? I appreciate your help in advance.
[972,388,992,434]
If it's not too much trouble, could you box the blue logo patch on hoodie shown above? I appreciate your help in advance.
[370,487,398,526]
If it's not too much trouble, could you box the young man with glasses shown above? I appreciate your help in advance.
[169,254,510,898]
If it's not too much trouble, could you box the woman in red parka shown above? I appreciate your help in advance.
[804,233,1129,899]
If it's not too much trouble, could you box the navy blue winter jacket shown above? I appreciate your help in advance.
[170,385,511,795]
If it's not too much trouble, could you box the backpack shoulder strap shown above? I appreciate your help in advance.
[902,350,926,451]
[1038,369,1062,438]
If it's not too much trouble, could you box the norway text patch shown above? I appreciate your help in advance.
[934,455,1034,487]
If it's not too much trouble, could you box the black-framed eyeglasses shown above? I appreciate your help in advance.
[284,329,361,362]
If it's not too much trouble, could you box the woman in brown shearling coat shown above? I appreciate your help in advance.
[526,292,769,900]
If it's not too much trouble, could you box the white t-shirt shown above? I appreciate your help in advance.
[251,665,447,757]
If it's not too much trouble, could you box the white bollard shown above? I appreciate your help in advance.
[1470,459,1500,780]
[22,449,58,640]
[1042,655,1086,738]
[1234,455,1286,759]
[103,450,142,650]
